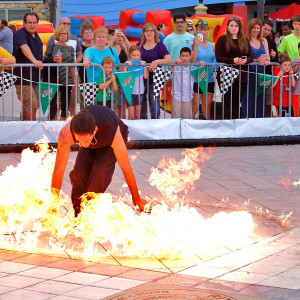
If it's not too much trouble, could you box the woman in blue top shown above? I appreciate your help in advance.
[157,23,167,43]
[83,27,120,83]
[241,18,270,118]
[191,20,216,120]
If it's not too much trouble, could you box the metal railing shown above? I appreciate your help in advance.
[0,61,298,122]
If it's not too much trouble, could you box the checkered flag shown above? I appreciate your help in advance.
[220,66,240,95]
[0,72,18,98]
[153,67,172,98]
[79,82,99,106]
[294,72,299,80]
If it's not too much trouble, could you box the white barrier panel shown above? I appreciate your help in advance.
[1,118,300,145]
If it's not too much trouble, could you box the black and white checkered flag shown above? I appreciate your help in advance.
[294,72,299,80]
[153,67,172,98]
[79,82,99,106]
[0,72,18,98]
[220,66,240,95]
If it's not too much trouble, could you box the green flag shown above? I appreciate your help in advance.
[39,83,58,114]
[191,66,210,96]
[257,73,278,95]
[115,71,137,104]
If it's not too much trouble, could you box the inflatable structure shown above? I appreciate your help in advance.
[69,15,105,36]
[119,9,172,42]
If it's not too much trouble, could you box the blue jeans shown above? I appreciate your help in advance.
[141,83,160,119]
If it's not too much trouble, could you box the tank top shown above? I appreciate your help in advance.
[118,48,128,63]
[70,105,128,149]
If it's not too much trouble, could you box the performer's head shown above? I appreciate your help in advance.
[70,109,97,148]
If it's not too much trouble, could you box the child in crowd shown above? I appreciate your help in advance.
[96,56,119,109]
[272,56,296,117]
[171,47,194,118]
[126,45,148,120]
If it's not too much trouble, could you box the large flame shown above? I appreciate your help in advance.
[0,144,256,258]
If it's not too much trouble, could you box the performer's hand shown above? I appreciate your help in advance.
[135,197,150,213]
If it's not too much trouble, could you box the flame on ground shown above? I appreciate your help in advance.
[0,144,256,259]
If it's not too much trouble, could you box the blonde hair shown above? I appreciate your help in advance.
[247,18,263,44]
[140,23,159,45]
[102,56,114,65]
[80,20,94,38]
[128,45,141,56]
[94,26,108,40]
[225,18,249,53]
[54,25,70,41]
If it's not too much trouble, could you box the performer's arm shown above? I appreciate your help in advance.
[111,126,147,211]
[51,124,73,197]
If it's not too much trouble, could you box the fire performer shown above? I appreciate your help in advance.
[51,105,148,216]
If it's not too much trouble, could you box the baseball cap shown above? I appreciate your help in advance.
[186,20,193,25]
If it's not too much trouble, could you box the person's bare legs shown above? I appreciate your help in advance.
[201,93,213,120]
[22,108,37,121]
[134,105,141,119]
[192,93,202,119]
[128,106,135,120]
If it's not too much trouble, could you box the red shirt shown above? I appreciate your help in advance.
[272,66,291,107]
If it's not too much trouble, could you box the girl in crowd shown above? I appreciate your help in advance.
[242,18,270,118]
[108,28,131,117]
[83,27,120,84]
[43,25,76,120]
[126,45,148,119]
[139,23,172,119]
[191,20,216,120]
[215,17,253,119]
[157,23,167,42]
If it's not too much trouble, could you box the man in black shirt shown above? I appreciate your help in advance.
[51,105,148,216]
[13,13,43,120]
[262,19,278,65]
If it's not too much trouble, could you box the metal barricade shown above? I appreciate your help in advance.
[0,61,298,121]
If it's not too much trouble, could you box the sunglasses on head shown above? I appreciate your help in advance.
[197,21,208,26]
[186,20,193,25]
[187,28,194,32]
[229,17,240,22]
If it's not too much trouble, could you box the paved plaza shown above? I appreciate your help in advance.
[0,144,300,299]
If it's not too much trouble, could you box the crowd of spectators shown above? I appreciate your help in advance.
[1,11,300,120]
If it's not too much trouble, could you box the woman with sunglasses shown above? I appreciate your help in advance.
[139,23,172,119]
[186,20,195,36]
[241,18,270,119]
[191,20,216,120]
[157,23,167,42]
[215,17,253,119]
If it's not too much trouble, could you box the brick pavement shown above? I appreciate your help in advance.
[0,145,300,299]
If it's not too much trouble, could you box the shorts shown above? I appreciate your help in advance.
[193,82,215,95]
[16,84,40,110]
[128,94,144,107]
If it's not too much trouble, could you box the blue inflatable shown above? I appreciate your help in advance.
[132,12,145,25]
[125,27,143,39]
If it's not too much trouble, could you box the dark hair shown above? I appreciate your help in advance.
[23,13,39,23]
[180,47,191,55]
[282,22,292,29]
[262,19,273,28]
[108,28,117,35]
[280,55,292,64]
[173,13,186,23]
[1,20,8,27]
[157,23,164,30]
[70,109,96,135]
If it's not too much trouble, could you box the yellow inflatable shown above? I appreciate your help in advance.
[0,46,15,70]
